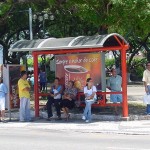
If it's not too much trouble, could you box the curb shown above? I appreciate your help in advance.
[5,110,150,122]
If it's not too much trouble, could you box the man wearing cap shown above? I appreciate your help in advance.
[18,71,31,122]
[0,77,7,122]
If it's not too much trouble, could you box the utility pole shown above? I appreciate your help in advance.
[29,8,33,40]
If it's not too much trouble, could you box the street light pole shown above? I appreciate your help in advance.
[29,8,33,40]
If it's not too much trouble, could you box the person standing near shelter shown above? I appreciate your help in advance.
[107,68,122,115]
[82,78,97,123]
[39,69,46,92]
[18,71,31,122]
[142,62,150,115]
[0,77,7,122]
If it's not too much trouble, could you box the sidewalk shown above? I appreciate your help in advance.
[1,84,150,135]
[1,117,150,135]
[3,85,148,121]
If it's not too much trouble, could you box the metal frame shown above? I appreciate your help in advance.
[33,41,129,118]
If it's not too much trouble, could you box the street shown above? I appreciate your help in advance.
[0,85,148,150]
[0,127,149,150]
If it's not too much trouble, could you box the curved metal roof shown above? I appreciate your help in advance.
[9,33,128,52]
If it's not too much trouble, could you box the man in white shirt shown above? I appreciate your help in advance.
[142,62,150,114]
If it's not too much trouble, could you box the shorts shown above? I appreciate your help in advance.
[110,94,122,103]
[0,97,5,110]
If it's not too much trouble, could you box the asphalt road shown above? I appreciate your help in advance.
[0,128,150,150]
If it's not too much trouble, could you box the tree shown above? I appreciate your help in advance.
[0,0,149,66]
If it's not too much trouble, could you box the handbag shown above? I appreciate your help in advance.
[143,94,150,104]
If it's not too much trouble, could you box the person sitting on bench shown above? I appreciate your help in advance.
[61,81,77,121]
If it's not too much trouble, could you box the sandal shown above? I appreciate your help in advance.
[64,114,70,121]
[67,114,70,121]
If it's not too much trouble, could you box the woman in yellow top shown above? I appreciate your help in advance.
[18,71,31,122]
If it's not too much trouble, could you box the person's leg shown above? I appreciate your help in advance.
[146,104,150,114]
[147,85,150,94]
[43,82,46,91]
[110,94,117,103]
[110,94,118,114]
[25,98,31,121]
[114,94,122,115]
[46,97,54,118]
[83,100,89,120]
[20,97,26,122]
[146,86,150,114]
[0,110,1,120]
[61,100,68,118]
[65,107,69,119]
[1,110,5,120]
[0,97,5,120]
[62,107,67,117]
[0,102,1,121]
[86,100,94,121]
[54,99,61,118]
[40,82,43,91]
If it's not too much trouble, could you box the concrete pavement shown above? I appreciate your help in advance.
[1,119,150,135]
[2,85,150,135]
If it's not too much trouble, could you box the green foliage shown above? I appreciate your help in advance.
[105,58,115,68]
[110,0,150,37]
[129,58,147,80]
[0,0,149,65]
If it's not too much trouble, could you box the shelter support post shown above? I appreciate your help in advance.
[33,53,39,117]
[121,46,128,118]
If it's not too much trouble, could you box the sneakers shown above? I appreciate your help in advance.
[85,120,89,123]
[46,118,51,121]
[82,116,86,120]
[1,119,7,123]
[56,117,62,120]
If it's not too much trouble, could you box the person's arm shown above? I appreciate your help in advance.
[84,87,89,99]
[106,78,111,90]
[84,93,90,99]
[62,89,69,99]
[54,85,63,96]
[144,81,148,93]
[89,86,97,99]
[49,86,54,97]
[84,87,93,100]
[142,71,148,93]
[3,84,8,94]
[26,81,31,91]
[66,89,77,101]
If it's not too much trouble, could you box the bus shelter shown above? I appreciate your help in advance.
[9,33,129,118]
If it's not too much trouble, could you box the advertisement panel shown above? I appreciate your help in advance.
[55,53,102,91]
[3,65,25,110]
[9,65,25,109]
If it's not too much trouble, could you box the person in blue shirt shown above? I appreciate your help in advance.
[39,69,46,92]
[46,77,63,121]
[0,77,8,122]
[107,68,122,115]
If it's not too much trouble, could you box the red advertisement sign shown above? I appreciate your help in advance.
[55,53,102,91]
[9,65,25,109]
